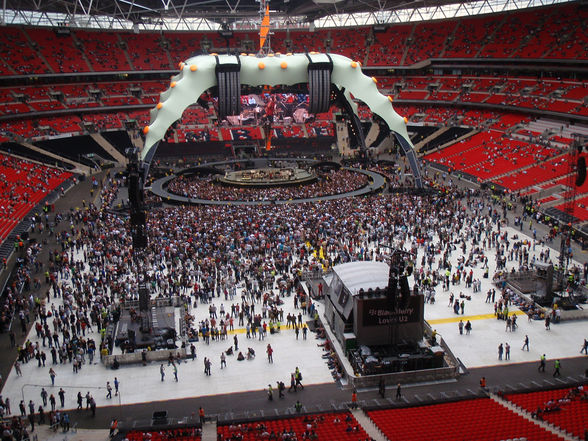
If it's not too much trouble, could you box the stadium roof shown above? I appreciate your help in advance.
[1,0,568,30]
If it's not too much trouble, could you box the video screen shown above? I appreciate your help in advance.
[223,93,314,126]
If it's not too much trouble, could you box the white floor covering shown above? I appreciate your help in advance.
[1,224,586,413]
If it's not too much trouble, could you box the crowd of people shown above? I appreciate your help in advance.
[166,169,370,202]
[0,156,586,437]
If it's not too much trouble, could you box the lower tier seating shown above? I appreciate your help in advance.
[504,387,588,439]
[368,398,565,441]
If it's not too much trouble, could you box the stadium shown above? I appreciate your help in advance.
[0,0,587,439]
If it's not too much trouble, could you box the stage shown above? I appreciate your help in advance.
[150,157,387,205]
[217,166,316,187]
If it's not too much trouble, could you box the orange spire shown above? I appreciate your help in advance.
[259,4,270,51]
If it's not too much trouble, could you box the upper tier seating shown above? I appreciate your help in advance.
[75,30,131,72]
[25,28,89,73]
[121,33,171,71]
[0,2,584,79]
[404,21,456,65]
[0,28,51,75]
[367,24,412,66]
[0,3,585,76]
[444,15,502,58]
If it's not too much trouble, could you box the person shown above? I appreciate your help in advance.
[505,342,510,360]
[458,320,464,335]
[28,412,35,432]
[295,367,304,389]
[351,389,358,408]
[266,344,273,363]
[431,329,438,345]
[106,382,112,399]
[538,354,546,372]
[199,406,205,425]
[267,384,273,401]
[173,364,178,382]
[234,335,238,351]
[220,352,226,369]
[90,396,96,417]
[522,335,529,351]
[40,388,48,407]
[160,364,165,381]
[581,338,588,355]
[114,377,119,396]
[109,418,118,438]
[302,325,308,340]
[58,388,65,407]
[289,373,297,392]
[277,381,285,398]
[480,377,487,390]
[465,320,472,335]
[498,343,504,360]
[49,368,56,386]
[49,394,56,411]
[545,315,551,330]
[294,400,302,413]
[396,383,402,400]
[237,352,245,361]
[77,392,83,410]
[553,359,561,377]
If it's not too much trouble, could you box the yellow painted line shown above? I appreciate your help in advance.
[427,309,526,325]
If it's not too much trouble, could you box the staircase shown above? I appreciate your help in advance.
[118,34,135,70]
[19,142,92,175]
[90,133,128,165]
[71,33,96,72]
[201,420,217,441]
[414,126,450,152]
[365,122,380,148]
[399,24,415,66]
[474,13,510,58]
[22,29,55,74]
[350,409,387,441]
[489,393,577,441]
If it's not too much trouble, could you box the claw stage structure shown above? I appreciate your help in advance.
[140,52,422,187]
[129,52,424,248]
